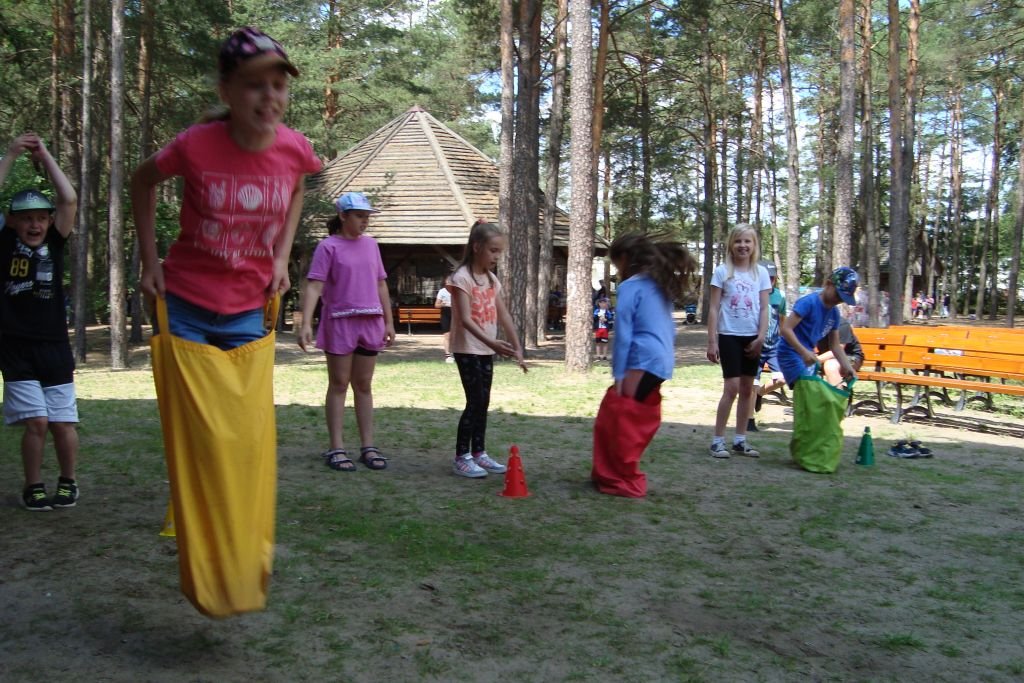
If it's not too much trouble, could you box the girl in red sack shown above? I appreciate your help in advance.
[592,233,696,497]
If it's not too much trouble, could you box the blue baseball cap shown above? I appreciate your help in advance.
[334,192,380,214]
[9,189,54,213]
[830,267,859,305]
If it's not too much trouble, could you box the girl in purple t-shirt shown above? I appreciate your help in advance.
[298,192,395,472]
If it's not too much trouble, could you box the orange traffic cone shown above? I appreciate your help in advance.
[499,445,530,498]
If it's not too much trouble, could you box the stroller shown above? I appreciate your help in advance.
[683,303,698,325]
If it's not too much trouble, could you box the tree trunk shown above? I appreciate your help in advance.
[72,0,93,363]
[58,0,77,169]
[511,0,541,345]
[130,0,155,344]
[887,0,907,324]
[498,0,514,237]
[699,24,716,326]
[860,0,880,326]
[640,55,652,233]
[537,0,568,342]
[948,87,964,319]
[975,80,1002,318]
[833,0,855,269]
[718,52,729,237]
[774,0,801,301]
[323,0,343,156]
[750,33,767,227]
[109,0,127,368]
[814,96,834,283]
[1008,103,1024,327]
[566,0,596,372]
[591,0,610,176]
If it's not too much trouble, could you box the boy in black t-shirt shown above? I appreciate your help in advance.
[0,133,79,510]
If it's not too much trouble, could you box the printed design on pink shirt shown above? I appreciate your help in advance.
[471,285,497,326]
[198,172,292,266]
[726,276,758,320]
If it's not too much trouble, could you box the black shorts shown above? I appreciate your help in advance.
[718,334,759,379]
[0,337,75,386]
[439,307,452,333]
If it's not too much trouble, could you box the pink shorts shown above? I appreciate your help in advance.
[316,315,386,356]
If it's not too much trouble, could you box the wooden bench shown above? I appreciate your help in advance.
[850,328,1024,423]
[396,306,442,335]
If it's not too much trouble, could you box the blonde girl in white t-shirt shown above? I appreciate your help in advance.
[706,224,770,458]
[447,220,527,479]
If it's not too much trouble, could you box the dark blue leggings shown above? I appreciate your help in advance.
[454,353,493,455]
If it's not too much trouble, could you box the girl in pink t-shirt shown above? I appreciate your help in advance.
[447,221,527,479]
[131,27,321,347]
[298,193,395,472]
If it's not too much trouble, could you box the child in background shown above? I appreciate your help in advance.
[706,224,770,458]
[747,260,786,432]
[447,220,527,478]
[298,192,395,471]
[777,267,859,388]
[434,279,454,363]
[593,296,614,361]
[591,233,696,497]
[0,133,79,510]
[816,316,865,386]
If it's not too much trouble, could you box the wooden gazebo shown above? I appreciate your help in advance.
[305,106,570,307]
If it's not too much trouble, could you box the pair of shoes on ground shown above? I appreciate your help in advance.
[453,452,507,478]
[709,441,760,459]
[22,478,79,511]
[887,440,933,459]
[322,447,388,471]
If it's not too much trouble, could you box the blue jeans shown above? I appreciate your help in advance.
[164,294,266,350]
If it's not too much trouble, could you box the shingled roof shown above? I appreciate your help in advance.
[306,106,569,245]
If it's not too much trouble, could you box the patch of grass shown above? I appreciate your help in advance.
[938,643,964,658]
[996,659,1024,676]
[877,633,926,652]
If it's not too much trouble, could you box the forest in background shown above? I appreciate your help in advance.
[0,0,1022,370]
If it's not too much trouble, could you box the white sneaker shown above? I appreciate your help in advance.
[473,452,507,474]
[709,442,731,459]
[453,453,487,478]
[445,354,455,364]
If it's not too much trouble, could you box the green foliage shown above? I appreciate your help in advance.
[0,154,49,210]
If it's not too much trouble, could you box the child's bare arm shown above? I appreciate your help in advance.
[297,278,324,352]
[706,286,722,363]
[779,312,817,366]
[31,138,77,237]
[0,134,36,189]
[495,292,526,371]
[270,176,306,296]
[130,155,173,297]
[377,279,395,346]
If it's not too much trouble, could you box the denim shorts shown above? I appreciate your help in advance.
[163,293,266,350]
